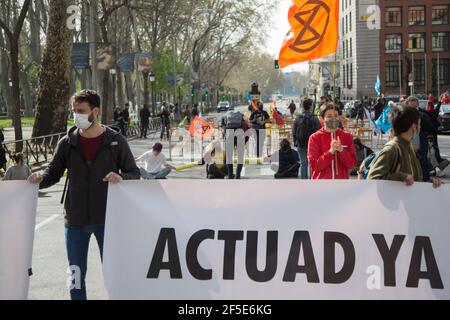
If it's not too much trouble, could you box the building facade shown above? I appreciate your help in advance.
[380,0,450,97]
[339,0,380,100]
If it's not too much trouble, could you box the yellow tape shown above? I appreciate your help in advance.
[175,163,199,171]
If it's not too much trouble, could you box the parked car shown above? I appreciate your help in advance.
[217,101,231,112]
[438,104,450,133]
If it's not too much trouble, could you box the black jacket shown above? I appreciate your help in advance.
[140,107,151,125]
[39,126,140,226]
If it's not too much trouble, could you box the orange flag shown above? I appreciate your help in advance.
[278,0,339,69]
[251,100,258,111]
[188,116,215,139]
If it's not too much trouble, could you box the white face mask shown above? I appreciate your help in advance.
[74,113,93,130]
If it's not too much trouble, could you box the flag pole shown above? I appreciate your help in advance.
[333,52,338,178]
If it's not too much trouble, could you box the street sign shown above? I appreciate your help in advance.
[71,43,90,69]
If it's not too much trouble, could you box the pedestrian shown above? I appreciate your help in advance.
[122,103,130,137]
[308,103,357,180]
[440,91,450,104]
[425,95,450,175]
[292,98,321,179]
[288,100,296,117]
[2,153,30,180]
[173,103,182,125]
[375,101,394,134]
[404,96,434,182]
[27,89,140,300]
[249,101,270,158]
[137,142,176,179]
[367,105,443,189]
[139,104,151,139]
[158,103,171,141]
[0,127,6,174]
[222,109,247,179]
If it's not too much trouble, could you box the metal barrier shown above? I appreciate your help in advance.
[0,118,162,172]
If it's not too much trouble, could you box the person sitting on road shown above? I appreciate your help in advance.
[137,142,176,180]
[200,139,229,179]
[2,152,31,181]
[265,139,300,179]
[350,138,373,176]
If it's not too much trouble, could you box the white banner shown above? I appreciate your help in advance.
[0,181,38,300]
[103,180,450,300]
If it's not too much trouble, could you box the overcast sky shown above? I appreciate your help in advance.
[265,0,309,73]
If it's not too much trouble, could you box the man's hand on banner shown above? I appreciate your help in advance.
[28,172,43,184]
[432,177,444,189]
[103,172,123,184]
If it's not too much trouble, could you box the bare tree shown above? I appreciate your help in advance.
[0,0,31,149]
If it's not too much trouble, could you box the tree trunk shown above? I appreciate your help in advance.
[10,43,23,148]
[143,71,149,106]
[101,71,110,124]
[32,0,73,138]
[116,65,125,107]
[20,71,33,117]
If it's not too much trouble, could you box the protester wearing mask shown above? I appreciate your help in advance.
[367,106,443,189]
[404,96,434,181]
[27,89,140,300]
[308,103,357,179]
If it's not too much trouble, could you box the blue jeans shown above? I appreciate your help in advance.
[140,167,172,179]
[65,225,104,300]
[298,147,309,179]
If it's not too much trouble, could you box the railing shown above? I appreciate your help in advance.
[0,117,162,172]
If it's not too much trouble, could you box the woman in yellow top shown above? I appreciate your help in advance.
[367,106,442,188]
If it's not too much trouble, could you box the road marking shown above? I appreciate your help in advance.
[35,214,60,231]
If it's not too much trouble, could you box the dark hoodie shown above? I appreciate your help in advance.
[39,126,140,226]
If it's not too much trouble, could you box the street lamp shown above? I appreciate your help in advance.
[8,79,13,87]
[149,72,156,115]
[109,69,116,110]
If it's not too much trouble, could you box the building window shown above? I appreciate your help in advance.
[433,32,449,52]
[385,7,402,27]
[350,38,352,57]
[349,12,352,32]
[385,34,402,54]
[413,60,425,86]
[408,33,425,52]
[385,61,401,87]
[350,63,353,87]
[343,65,346,87]
[342,17,345,36]
[432,5,449,25]
[345,15,348,34]
[346,64,349,87]
[433,59,449,85]
[346,39,348,59]
[408,6,425,26]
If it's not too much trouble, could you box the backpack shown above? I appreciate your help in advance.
[296,113,315,148]
[359,141,402,180]
[226,111,243,129]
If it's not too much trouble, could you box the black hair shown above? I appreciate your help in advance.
[303,99,313,110]
[320,103,338,118]
[391,105,420,135]
[71,89,101,110]
[280,139,291,152]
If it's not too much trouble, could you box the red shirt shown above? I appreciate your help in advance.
[308,128,357,180]
[78,133,104,161]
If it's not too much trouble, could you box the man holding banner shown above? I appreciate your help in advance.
[28,90,140,300]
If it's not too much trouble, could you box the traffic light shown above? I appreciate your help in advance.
[205,91,209,97]
[191,89,195,97]
[274,59,279,70]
